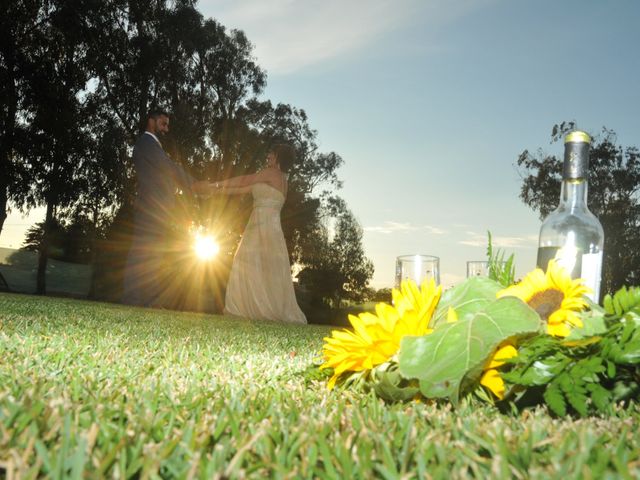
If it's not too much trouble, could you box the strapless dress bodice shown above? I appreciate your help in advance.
[252,183,284,209]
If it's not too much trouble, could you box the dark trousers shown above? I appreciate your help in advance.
[121,217,167,307]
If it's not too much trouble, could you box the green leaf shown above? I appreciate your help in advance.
[606,286,640,318]
[614,298,623,316]
[565,311,607,340]
[586,383,612,414]
[603,294,615,315]
[399,297,540,404]
[622,310,640,328]
[612,380,640,402]
[564,385,589,417]
[504,359,559,386]
[298,363,332,386]
[431,276,502,328]
[618,289,631,311]
[616,342,640,364]
[543,383,566,416]
[485,231,516,287]
[371,366,420,402]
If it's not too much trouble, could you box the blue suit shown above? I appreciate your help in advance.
[122,132,195,306]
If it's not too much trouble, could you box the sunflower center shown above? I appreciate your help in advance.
[527,289,564,321]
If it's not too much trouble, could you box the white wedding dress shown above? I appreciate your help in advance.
[224,183,307,324]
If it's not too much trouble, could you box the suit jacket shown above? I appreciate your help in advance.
[131,132,194,238]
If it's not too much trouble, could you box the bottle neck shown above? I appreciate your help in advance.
[559,178,589,212]
[560,136,591,212]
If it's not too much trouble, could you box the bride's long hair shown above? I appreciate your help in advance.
[271,144,296,173]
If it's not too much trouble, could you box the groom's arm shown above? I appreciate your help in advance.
[168,159,211,197]
[166,153,208,196]
[169,159,195,194]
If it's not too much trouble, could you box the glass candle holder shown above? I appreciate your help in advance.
[466,260,507,278]
[466,260,489,278]
[395,255,440,288]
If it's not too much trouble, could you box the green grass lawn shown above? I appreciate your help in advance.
[1,293,639,479]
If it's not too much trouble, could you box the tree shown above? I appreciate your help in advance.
[517,122,640,296]
[21,214,99,264]
[298,197,374,307]
[370,287,392,303]
[16,0,96,294]
[68,101,133,296]
[0,0,39,236]
[21,219,67,260]
[2,1,358,308]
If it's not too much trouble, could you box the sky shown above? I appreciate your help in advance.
[2,0,639,288]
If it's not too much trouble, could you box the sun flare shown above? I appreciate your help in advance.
[194,234,219,260]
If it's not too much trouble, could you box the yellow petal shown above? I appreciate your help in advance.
[320,275,443,387]
[547,321,571,337]
[486,344,518,369]
[480,369,506,399]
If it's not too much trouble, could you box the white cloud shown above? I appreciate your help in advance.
[364,221,446,235]
[197,0,488,74]
[458,232,537,248]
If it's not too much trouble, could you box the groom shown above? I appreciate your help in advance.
[122,109,207,307]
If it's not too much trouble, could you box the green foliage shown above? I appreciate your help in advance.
[502,285,640,417]
[564,308,608,340]
[486,231,516,287]
[603,286,640,316]
[299,362,333,386]
[371,362,421,402]
[399,297,540,404]
[297,198,374,307]
[20,217,100,264]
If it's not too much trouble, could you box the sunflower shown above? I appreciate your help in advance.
[391,278,442,335]
[496,259,590,337]
[480,343,518,399]
[321,279,442,389]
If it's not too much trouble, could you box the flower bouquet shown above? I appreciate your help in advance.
[319,258,640,417]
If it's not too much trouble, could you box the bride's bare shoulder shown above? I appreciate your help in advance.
[257,167,282,183]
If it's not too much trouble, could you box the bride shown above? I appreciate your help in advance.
[211,144,307,324]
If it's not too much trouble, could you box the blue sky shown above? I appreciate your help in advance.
[2,0,639,288]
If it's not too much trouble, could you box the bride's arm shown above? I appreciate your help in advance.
[209,169,282,194]
[216,185,252,195]
[216,170,271,189]
[207,181,252,195]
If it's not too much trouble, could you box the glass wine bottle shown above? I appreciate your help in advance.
[536,130,604,302]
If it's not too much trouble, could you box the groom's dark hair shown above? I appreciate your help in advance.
[271,144,296,173]
[147,108,169,120]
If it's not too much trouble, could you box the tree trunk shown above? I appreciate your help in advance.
[36,201,55,294]
[0,28,18,238]
[0,183,7,235]
[88,204,99,298]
